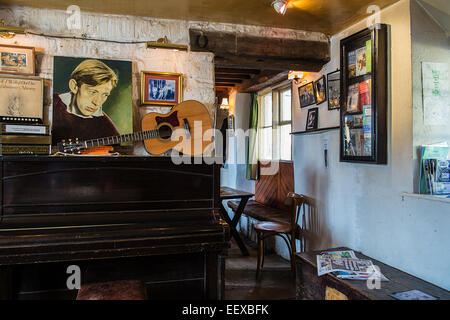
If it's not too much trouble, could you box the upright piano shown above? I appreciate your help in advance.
[0,156,229,300]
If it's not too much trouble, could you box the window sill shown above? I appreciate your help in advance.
[402,193,450,204]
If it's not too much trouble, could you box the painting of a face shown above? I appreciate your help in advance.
[72,81,113,116]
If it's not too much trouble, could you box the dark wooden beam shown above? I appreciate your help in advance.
[237,70,290,93]
[215,67,261,75]
[215,78,243,84]
[215,74,251,80]
[191,29,330,72]
[215,83,236,87]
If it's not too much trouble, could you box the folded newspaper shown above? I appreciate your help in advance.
[317,250,388,281]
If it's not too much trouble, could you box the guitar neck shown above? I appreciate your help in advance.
[83,129,159,149]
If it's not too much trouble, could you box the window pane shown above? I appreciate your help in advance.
[260,127,273,160]
[262,93,272,127]
[280,124,292,161]
[280,89,291,122]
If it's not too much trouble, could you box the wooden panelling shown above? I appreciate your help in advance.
[255,161,294,210]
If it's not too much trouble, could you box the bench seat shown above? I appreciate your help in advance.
[227,200,290,225]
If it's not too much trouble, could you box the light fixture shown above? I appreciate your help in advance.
[147,36,188,51]
[271,0,289,15]
[0,20,26,39]
[220,98,230,110]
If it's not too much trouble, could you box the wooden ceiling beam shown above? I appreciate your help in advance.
[215,73,252,80]
[237,70,290,93]
[214,67,261,75]
[190,29,330,72]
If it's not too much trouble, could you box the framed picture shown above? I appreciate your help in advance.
[0,75,43,123]
[298,81,316,108]
[141,71,183,106]
[0,45,35,76]
[306,107,319,131]
[52,57,133,145]
[327,70,341,110]
[314,75,327,105]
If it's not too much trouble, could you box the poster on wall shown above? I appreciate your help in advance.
[0,75,43,122]
[52,57,133,146]
[422,62,449,126]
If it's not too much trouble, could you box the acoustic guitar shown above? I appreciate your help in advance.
[57,100,213,156]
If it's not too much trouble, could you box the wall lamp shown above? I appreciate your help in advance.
[271,0,289,15]
[220,98,230,110]
[0,20,26,39]
[147,36,188,51]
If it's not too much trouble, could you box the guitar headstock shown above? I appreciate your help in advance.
[57,138,85,154]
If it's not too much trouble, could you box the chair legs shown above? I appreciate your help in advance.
[256,231,264,280]
[256,232,296,279]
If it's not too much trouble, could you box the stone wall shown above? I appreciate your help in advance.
[0,5,327,155]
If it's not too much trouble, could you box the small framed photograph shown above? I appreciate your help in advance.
[141,71,183,106]
[0,45,35,76]
[298,81,316,108]
[306,107,319,131]
[327,70,341,110]
[0,75,44,123]
[314,75,327,105]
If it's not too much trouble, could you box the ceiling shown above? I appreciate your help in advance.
[3,0,401,36]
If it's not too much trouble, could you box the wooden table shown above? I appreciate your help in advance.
[220,187,254,256]
[296,247,450,300]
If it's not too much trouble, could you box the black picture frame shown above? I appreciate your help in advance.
[314,75,327,105]
[327,70,341,110]
[306,107,319,131]
[340,24,388,164]
[298,81,316,108]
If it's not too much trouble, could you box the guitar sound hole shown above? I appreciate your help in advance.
[158,125,173,140]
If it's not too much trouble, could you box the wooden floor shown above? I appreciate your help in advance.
[224,239,296,300]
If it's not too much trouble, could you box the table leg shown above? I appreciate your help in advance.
[219,203,249,256]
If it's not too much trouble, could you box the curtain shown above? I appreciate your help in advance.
[246,93,259,180]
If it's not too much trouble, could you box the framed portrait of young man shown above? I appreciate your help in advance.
[52,57,133,146]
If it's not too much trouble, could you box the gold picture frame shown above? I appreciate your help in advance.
[141,71,183,107]
[0,44,35,76]
[0,75,44,123]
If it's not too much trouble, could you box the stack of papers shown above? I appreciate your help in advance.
[317,250,388,281]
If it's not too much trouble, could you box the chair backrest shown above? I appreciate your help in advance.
[284,192,307,230]
[284,192,317,252]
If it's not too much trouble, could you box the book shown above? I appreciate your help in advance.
[0,144,50,155]
[356,46,367,76]
[0,134,52,145]
[366,40,372,73]
[363,106,372,156]
[419,145,450,194]
[0,123,49,135]
[348,50,356,78]
[347,84,360,112]
[359,79,371,107]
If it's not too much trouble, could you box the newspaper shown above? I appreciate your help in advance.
[317,250,388,281]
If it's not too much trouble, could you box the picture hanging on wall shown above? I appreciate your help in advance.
[298,81,316,108]
[314,75,327,105]
[52,57,133,146]
[0,45,35,76]
[0,75,43,123]
[306,107,319,131]
[141,71,183,107]
[327,70,341,110]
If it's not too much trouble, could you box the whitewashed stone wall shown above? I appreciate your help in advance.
[0,5,327,154]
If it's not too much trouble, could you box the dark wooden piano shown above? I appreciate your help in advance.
[0,156,229,300]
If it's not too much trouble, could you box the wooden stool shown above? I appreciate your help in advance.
[76,280,148,300]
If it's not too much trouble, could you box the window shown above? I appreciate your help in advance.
[259,92,273,161]
[258,84,292,162]
[279,87,292,161]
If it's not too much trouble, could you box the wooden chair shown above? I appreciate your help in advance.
[254,192,307,279]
